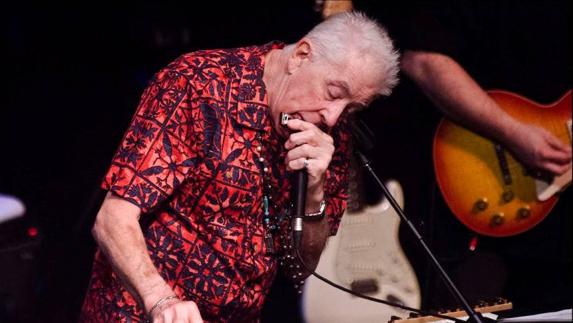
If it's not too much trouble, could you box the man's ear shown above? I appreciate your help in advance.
[287,39,313,74]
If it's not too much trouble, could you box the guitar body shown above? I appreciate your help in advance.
[433,90,571,237]
[302,180,421,323]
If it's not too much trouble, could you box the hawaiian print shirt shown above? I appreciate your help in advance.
[79,42,350,322]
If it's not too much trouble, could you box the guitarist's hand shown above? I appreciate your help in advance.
[510,123,571,175]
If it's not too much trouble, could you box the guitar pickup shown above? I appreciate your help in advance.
[350,278,379,294]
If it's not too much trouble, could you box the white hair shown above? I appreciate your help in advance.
[296,11,400,96]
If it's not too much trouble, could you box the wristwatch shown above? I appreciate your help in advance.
[303,200,326,221]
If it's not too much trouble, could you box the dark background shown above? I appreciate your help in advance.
[1,1,570,322]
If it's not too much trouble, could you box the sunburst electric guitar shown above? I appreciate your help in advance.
[302,179,421,323]
[433,90,572,237]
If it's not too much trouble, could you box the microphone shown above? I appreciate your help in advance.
[292,170,308,248]
[280,112,307,248]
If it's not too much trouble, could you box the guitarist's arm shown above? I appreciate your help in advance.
[401,50,571,175]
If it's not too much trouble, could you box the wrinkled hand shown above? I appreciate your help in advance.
[284,118,335,200]
[508,123,571,175]
[150,299,203,323]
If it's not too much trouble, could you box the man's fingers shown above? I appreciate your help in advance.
[287,157,308,171]
[285,131,334,150]
[284,118,315,132]
[542,162,571,176]
[545,131,572,153]
[153,301,203,323]
[544,149,573,165]
[185,301,204,323]
[287,144,316,161]
[285,143,333,170]
[155,310,172,323]
[285,130,312,149]
[283,119,333,149]
[285,129,332,150]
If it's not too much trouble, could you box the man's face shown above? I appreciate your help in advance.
[270,42,379,138]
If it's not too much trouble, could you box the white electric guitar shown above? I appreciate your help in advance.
[302,179,421,323]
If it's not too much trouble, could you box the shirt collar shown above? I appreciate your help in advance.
[229,41,284,132]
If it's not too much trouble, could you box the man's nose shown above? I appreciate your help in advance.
[321,102,346,128]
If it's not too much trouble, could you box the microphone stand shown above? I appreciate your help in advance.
[353,148,495,323]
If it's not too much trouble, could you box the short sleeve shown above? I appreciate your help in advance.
[101,68,200,213]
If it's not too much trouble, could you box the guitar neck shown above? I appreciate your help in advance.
[390,301,512,323]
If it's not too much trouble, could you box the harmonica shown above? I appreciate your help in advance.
[280,112,292,126]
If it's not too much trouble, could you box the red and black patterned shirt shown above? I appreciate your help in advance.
[80,42,350,322]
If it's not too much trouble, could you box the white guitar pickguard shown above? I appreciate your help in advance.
[302,180,421,323]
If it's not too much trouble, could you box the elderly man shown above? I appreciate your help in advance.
[80,12,399,322]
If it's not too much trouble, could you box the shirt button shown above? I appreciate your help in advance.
[257,146,262,152]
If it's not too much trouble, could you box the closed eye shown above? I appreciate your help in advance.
[327,89,337,100]
[327,85,344,100]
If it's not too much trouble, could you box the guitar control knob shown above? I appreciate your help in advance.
[502,190,514,203]
[491,213,505,226]
[474,198,489,211]
[517,206,531,219]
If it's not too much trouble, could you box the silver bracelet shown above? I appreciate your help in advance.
[303,200,326,220]
[148,295,179,317]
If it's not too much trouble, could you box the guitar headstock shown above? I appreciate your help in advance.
[314,0,353,19]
